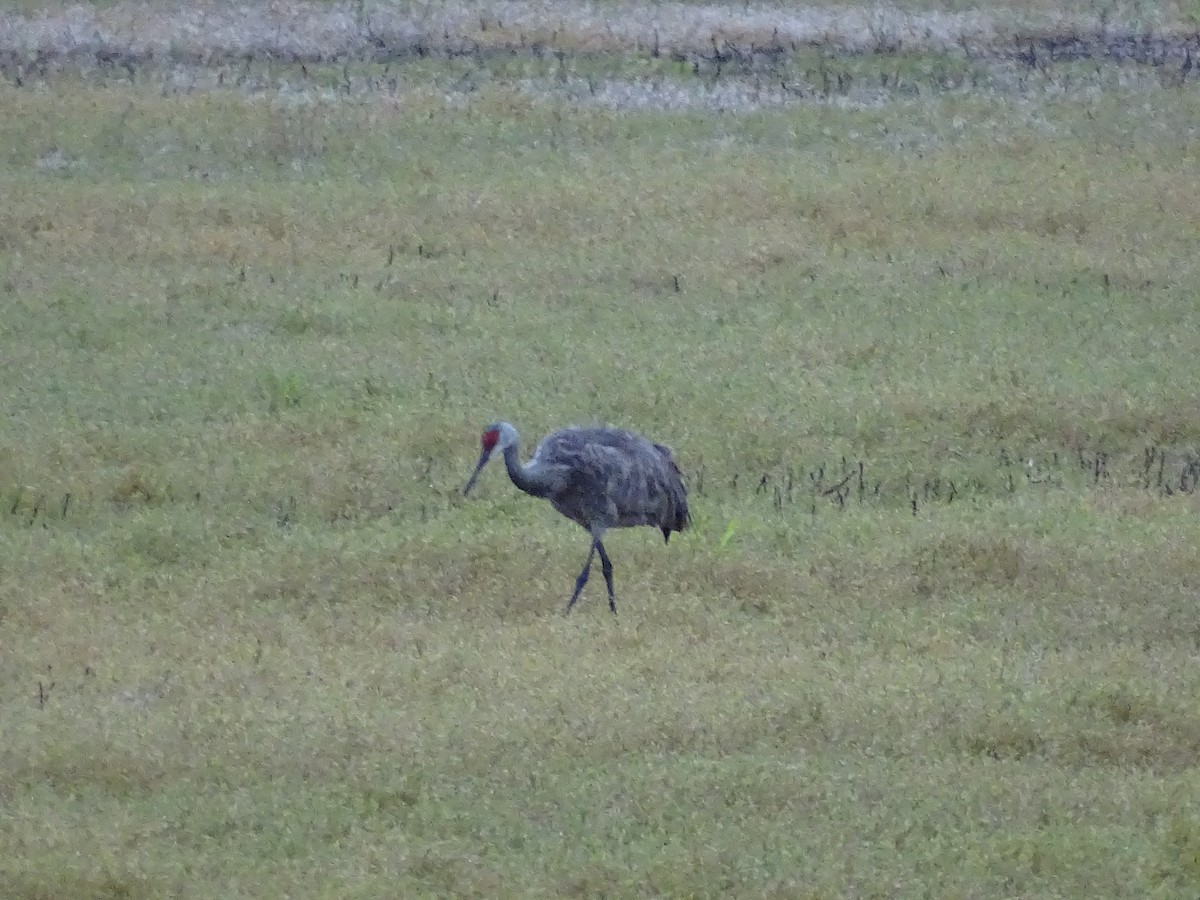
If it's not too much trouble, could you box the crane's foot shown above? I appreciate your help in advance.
[565,568,589,614]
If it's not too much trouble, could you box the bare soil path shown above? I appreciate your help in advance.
[3,0,1198,68]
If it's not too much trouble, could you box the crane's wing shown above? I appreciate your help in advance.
[531,426,689,538]
[578,431,690,535]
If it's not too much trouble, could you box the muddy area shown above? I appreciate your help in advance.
[2,2,1197,109]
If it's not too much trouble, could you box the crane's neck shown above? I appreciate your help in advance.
[501,442,553,498]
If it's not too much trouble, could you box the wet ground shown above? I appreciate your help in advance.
[2,1,1198,110]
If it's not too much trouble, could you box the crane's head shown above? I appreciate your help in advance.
[462,422,518,495]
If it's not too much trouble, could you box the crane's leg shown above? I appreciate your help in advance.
[595,540,616,615]
[565,540,598,613]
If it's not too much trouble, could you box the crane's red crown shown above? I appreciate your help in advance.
[481,427,500,451]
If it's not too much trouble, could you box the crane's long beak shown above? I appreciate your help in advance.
[462,448,492,495]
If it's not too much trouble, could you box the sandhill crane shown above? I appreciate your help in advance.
[462,421,690,615]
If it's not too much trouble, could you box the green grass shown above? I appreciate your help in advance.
[2,35,1200,899]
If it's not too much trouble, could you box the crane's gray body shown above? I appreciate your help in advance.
[521,426,690,540]
[463,422,690,614]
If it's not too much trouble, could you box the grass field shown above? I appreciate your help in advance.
[2,2,1200,897]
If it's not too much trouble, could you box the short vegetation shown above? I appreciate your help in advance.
[2,2,1199,897]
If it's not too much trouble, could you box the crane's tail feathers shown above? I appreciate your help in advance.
[662,502,691,543]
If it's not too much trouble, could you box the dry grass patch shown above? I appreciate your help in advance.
[3,32,1200,897]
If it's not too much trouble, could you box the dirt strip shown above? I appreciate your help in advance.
[2,1,1197,66]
